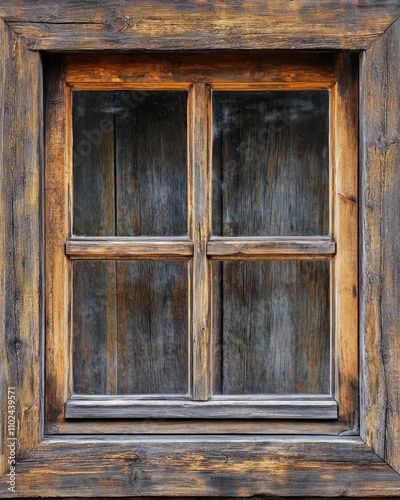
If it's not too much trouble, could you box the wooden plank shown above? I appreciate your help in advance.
[66,237,193,260]
[72,91,115,236]
[360,17,400,474]
[332,53,359,432]
[190,83,211,401]
[46,418,351,436]
[1,1,400,51]
[208,237,335,259]
[72,91,118,394]
[116,262,189,395]
[114,90,187,237]
[65,396,338,419]
[4,436,400,497]
[65,53,336,86]
[43,56,71,425]
[72,261,118,394]
[0,18,42,476]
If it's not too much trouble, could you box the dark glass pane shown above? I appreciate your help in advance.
[73,91,187,236]
[212,91,329,236]
[212,261,330,394]
[72,261,189,395]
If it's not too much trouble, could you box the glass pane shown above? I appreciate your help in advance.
[212,91,329,236]
[212,261,330,394]
[72,261,189,395]
[73,91,188,236]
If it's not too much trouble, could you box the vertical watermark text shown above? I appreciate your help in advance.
[6,387,17,493]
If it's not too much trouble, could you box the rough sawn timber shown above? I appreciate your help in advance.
[1,0,400,51]
[0,17,42,476]
[360,16,400,475]
[4,436,400,497]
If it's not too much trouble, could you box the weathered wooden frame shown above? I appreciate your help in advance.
[1,1,400,497]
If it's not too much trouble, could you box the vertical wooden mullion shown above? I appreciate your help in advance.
[190,83,212,401]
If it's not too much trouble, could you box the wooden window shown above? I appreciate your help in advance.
[2,3,400,497]
[44,53,357,427]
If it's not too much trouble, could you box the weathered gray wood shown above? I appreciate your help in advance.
[116,261,188,394]
[4,436,400,497]
[65,396,338,419]
[72,261,117,394]
[66,237,193,260]
[360,16,400,474]
[73,92,115,236]
[212,90,329,237]
[0,18,42,476]
[1,1,400,51]
[115,90,187,237]
[213,261,330,395]
[208,237,335,259]
[72,93,118,393]
[48,418,350,436]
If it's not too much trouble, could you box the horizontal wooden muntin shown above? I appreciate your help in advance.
[66,52,337,87]
[66,236,335,260]
[65,394,338,419]
[207,236,336,260]
[66,236,194,260]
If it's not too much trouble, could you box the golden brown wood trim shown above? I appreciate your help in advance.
[207,237,336,260]
[65,53,336,87]
[332,54,359,431]
[66,237,194,260]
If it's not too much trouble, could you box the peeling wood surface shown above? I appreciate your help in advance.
[0,18,42,475]
[3,436,400,497]
[360,17,400,475]
[1,1,400,51]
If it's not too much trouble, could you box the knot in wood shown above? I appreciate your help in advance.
[113,16,130,31]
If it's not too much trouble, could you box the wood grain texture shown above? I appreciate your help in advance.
[1,1,400,51]
[333,53,359,432]
[211,90,329,237]
[43,56,71,426]
[3,436,400,497]
[116,261,188,395]
[73,92,115,236]
[0,18,42,475]
[212,261,330,395]
[72,261,117,394]
[46,418,351,436]
[66,237,193,260]
[208,237,335,259]
[65,53,336,86]
[360,17,400,474]
[114,90,187,236]
[65,396,337,419]
[190,83,212,401]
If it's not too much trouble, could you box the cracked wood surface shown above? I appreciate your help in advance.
[360,17,400,475]
[0,17,42,476]
[3,436,400,497]
[0,1,400,51]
